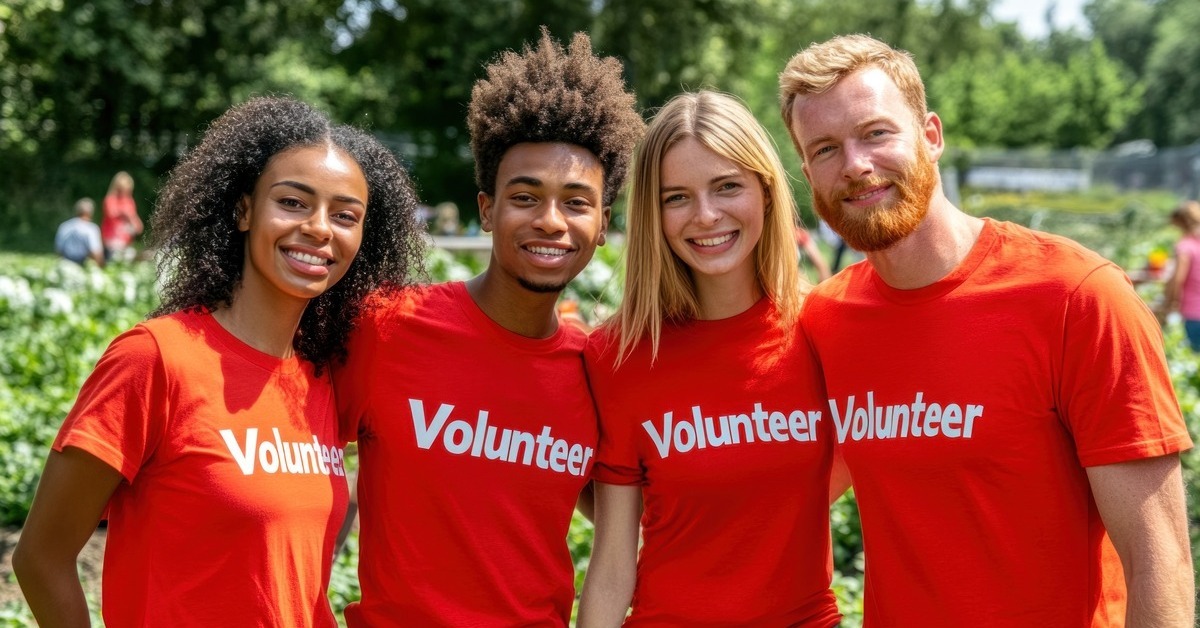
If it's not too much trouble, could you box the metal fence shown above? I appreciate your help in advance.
[957,142,1200,200]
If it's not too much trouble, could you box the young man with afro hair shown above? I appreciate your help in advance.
[333,28,644,626]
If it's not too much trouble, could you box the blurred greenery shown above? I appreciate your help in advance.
[4,0,1200,251]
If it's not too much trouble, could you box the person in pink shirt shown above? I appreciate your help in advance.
[101,171,144,261]
[1160,200,1200,350]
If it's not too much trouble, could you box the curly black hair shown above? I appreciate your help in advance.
[468,27,645,207]
[150,96,425,369]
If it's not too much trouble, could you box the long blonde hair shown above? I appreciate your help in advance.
[610,90,806,365]
[107,171,134,197]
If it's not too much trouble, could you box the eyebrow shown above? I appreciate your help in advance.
[271,180,365,206]
[505,175,600,197]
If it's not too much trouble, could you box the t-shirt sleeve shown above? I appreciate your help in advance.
[1059,263,1193,466]
[53,325,168,483]
[332,300,382,443]
[583,336,645,486]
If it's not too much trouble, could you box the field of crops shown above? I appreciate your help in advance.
[1,190,1198,625]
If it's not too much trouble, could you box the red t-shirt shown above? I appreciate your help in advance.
[54,310,348,627]
[334,282,597,627]
[101,193,139,246]
[584,298,840,627]
[802,219,1193,627]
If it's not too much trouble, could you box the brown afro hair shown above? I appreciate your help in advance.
[468,27,644,207]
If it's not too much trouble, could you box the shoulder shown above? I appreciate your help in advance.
[584,324,621,367]
[357,283,441,326]
[993,220,1107,270]
[804,261,867,307]
[982,220,1117,293]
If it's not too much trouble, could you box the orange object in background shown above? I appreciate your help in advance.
[1148,249,1169,270]
[1147,249,1169,279]
[557,299,590,333]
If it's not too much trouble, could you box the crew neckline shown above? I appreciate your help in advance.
[869,218,999,306]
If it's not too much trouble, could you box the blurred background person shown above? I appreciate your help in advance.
[1159,200,1200,349]
[54,198,105,268]
[101,171,144,262]
[795,219,831,281]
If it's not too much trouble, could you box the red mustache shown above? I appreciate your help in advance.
[835,177,893,202]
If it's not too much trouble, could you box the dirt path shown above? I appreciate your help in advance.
[0,526,106,608]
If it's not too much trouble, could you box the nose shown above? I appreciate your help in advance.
[694,194,721,226]
[531,199,568,234]
[301,208,333,241]
[840,142,874,180]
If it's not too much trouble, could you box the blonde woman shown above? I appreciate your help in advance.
[101,171,144,261]
[578,91,839,627]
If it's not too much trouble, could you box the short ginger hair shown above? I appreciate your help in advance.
[468,28,644,207]
[779,34,927,147]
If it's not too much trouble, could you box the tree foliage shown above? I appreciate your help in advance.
[0,0,1176,250]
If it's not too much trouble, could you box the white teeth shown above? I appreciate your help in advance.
[527,246,568,256]
[286,250,328,265]
[692,233,735,247]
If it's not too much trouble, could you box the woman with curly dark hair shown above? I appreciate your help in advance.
[14,96,424,627]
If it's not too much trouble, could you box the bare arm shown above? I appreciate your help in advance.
[129,204,144,236]
[14,447,122,627]
[1161,249,1190,316]
[1087,455,1194,627]
[577,483,641,627]
[575,480,595,523]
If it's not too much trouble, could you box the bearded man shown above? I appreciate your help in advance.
[780,34,1194,628]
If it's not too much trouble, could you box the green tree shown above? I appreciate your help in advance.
[1140,0,1200,145]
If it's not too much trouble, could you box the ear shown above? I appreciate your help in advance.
[923,112,945,162]
[236,196,252,232]
[477,191,494,233]
[598,206,612,247]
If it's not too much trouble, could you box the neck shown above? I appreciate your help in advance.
[465,271,560,339]
[694,265,763,320]
[864,195,984,290]
[212,284,307,359]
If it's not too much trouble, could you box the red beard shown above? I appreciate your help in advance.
[813,145,937,252]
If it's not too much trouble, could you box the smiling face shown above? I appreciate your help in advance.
[790,67,942,252]
[479,141,609,294]
[659,137,765,288]
[238,144,368,307]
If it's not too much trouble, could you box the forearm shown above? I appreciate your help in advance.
[578,483,640,627]
[1088,456,1194,628]
[577,561,636,628]
[13,550,91,627]
[1125,555,1194,627]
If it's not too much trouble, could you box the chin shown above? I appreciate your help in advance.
[518,277,569,294]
